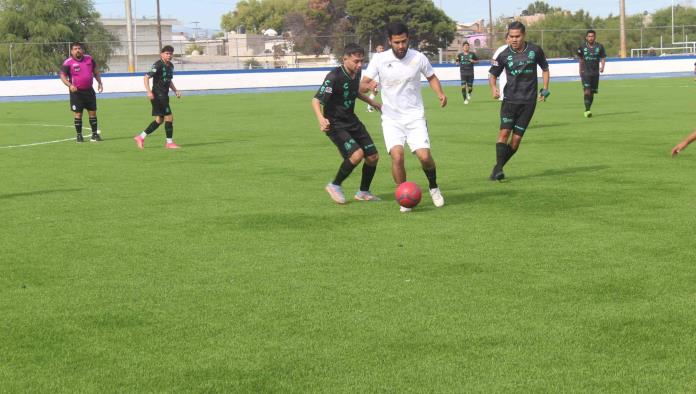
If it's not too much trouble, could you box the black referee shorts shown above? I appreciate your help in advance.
[70,88,97,112]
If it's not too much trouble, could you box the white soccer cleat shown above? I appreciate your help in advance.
[429,187,445,208]
[464,99,469,105]
[325,183,346,204]
[400,206,412,213]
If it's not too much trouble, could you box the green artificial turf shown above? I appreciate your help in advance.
[1,78,696,392]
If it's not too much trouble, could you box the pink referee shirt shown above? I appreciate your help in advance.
[61,55,97,90]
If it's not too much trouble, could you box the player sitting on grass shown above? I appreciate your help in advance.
[312,43,383,204]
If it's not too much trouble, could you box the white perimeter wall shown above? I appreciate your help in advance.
[1,57,693,98]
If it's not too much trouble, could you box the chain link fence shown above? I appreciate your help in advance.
[2,27,696,77]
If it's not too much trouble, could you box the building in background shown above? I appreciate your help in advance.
[100,18,181,72]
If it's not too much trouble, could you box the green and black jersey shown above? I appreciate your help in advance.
[577,42,606,76]
[489,42,549,104]
[147,60,174,96]
[456,52,479,76]
[314,66,361,129]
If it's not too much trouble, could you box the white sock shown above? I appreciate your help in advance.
[140,132,148,139]
[166,138,173,144]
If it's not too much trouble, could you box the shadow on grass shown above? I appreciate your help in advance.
[0,188,83,200]
[513,165,610,181]
[182,140,241,148]
[592,111,640,118]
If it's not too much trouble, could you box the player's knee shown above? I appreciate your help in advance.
[365,153,379,165]
[349,148,364,164]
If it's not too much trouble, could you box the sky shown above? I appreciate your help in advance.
[93,0,685,32]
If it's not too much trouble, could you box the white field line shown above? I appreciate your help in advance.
[0,123,95,149]
[0,138,76,149]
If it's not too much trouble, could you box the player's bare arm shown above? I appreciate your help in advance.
[488,74,500,99]
[357,92,381,112]
[170,81,181,98]
[426,74,447,108]
[60,73,77,93]
[538,69,550,101]
[94,69,103,93]
[311,98,330,132]
[600,58,606,73]
[579,58,585,76]
[144,75,154,100]
[671,130,696,156]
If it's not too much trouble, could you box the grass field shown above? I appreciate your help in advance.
[2,77,696,392]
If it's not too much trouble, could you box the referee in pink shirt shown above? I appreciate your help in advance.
[60,42,104,143]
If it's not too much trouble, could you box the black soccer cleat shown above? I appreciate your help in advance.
[90,133,103,142]
[489,166,505,181]
[76,134,84,143]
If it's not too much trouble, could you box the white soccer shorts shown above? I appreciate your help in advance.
[382,117,431,153]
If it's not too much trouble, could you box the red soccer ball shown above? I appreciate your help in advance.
[395,181,422,208]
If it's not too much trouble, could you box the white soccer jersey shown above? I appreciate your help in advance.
[492,44,508,100]
[364,48,434,122]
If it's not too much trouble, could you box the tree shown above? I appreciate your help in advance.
[346,0,456,57]
[220,0,301,34]
[0,0,118,76]
[525,1,561,15]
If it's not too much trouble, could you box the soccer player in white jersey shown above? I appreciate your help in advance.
[362,22,447,212]
[492,33,510,101]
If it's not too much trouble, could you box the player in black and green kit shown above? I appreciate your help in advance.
[488,21,550,181]
[133,45,182,149]
[577,30,606,118]
[312,43,382,204]
[455,42,478,104]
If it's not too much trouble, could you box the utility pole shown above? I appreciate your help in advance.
[488,0,494,48]
[125,0,135,72]
[156,0,162,50]
[619,0,627,58]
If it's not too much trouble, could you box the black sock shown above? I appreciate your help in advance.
[495,142,507,169]
[424,167,438,189]
[74,118,82,135]
[89,117,98,135]
[589,93,594,108]
[360,163,377,192]
[165,121,173,139]
[503,145,517,166]
[333,158,357,186]
[461,85,467,101]
[144,121,160,135]
[584,94,592,111]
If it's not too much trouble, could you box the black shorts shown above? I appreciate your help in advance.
[70,88,97,112]
[581,74,600,93]
[327,122,377,159]
[460,74,474,86]
[500,101,537,134]
[151,95,172,116]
